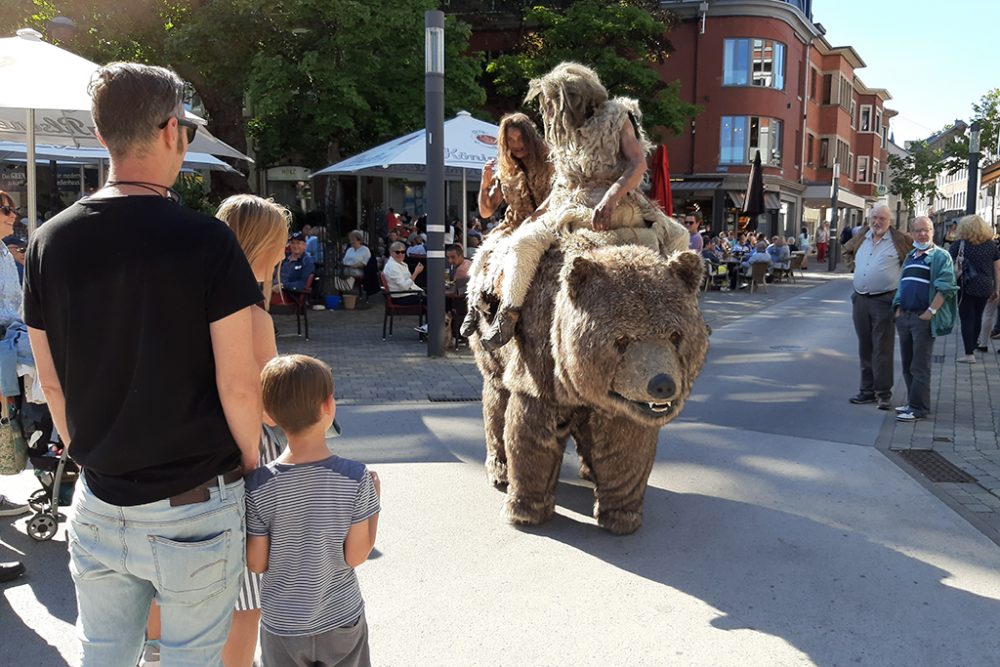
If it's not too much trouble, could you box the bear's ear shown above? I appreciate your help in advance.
[567,255,598,300]
[669,251,705,293]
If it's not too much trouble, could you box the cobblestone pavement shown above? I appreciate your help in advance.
[883,325,1000,542]
[277,267,835,403]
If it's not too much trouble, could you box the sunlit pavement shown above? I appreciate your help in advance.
[3,272,1000,666]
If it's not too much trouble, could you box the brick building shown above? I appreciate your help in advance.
[659,0,895,237]
[450,0,896,238]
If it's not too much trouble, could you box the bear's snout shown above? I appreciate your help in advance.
[647,373,677,400]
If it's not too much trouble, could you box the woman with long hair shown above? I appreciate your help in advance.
[144,194,291,667]
[949,214,1000,363]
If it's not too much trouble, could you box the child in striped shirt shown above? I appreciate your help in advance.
[246,355,381,667]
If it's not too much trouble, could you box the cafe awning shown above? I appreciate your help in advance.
[728,190,781,210]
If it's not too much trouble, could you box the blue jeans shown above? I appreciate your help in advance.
[68,475,246,667]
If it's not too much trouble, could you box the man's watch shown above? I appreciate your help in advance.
[927,306,938,315]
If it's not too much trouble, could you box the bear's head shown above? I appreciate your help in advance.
[552,246,708,427]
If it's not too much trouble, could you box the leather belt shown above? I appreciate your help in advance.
[169,468,243,507]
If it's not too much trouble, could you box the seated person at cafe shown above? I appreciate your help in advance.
[786,235,799,252]
[383,241,424,305]
[407,233,427,258]
[701,238,722,266]
[273,231,315,303]
[446,244,472,341]
[766,235,790,270]
[730,240,773,289]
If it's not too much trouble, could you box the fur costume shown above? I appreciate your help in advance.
[484,95,688,320]
[470,237,709,535]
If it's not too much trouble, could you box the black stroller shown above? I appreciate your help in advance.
[26,445,78,541]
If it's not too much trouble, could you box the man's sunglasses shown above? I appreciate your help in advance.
[0,205,18,216]
[392,250,406,255]
[158,116,199,143]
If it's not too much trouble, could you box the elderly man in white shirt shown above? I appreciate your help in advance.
[382,241,424,305]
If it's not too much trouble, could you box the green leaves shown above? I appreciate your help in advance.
[485,0,696,142]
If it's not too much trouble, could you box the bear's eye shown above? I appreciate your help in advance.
[669,331,683,348]
[614,336,630,354]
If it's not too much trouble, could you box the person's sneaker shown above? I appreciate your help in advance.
[977,346,989,352]
[991,330,1000,340]
[0,561,25,583]
[896,411,923,422]
[0,495,29,517]
[876,397,893,410]
[311,304,326,311]
[894,405,912,414]
[413,324,428,334]
[849,393,876,405]
[957,354,977,363]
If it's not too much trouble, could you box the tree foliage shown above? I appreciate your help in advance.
[888,140,946,211]
[485,0,698,142]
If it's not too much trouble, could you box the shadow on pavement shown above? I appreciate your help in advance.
[527,481,1000,667]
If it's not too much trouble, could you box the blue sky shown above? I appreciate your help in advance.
[813,0,999,145]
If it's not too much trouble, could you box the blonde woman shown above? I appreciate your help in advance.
[948,214,1000,363]
[143,195,291,667]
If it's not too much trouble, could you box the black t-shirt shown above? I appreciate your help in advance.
[949,239,1000,298]
[23,196,262,506]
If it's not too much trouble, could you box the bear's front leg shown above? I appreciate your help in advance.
[503,392,564,526]
[482,376,510,487]
[585,413,659,535]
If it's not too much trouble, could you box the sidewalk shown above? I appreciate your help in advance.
[884,325,1000,542]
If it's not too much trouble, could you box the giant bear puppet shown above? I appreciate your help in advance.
[465,63,710,535]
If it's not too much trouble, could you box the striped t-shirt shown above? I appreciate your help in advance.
[245,455,380,636]
[897,252,932,312]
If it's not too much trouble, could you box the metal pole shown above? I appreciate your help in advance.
[425,10,446,357]
[26,109,37,236]
[356,175,362,229]
[966,120,982,215]
[462,170,468,258]
[827,162,840,272]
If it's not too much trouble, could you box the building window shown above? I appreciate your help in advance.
[874,159,882,185]
[859,105,872,132]
[836,139,850,170]
[875,110,882,136]
[839,76,852,111]
[809,68,817,101]
[806,134,815,165]
[857,155,870,183]
[848,152,854,179]
[723,38,786,89]
[720,116,783,166]
[822,74,832,104]
[819,138,830,167]
[850,100,857,129]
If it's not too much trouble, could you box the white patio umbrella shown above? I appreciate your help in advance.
[0,141,242,174]
[312,110,499,249]
[0,28,251,233]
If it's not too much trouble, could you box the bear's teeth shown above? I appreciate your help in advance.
[648,402,672,412]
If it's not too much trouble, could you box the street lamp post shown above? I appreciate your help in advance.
[966,120,982,215]
[827,162,840,271]
[425,10,446,357]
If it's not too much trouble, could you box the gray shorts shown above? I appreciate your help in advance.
[260,613,370,667]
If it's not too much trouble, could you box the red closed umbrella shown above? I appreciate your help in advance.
[650,144,673,215]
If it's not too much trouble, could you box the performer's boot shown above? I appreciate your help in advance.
[459,307,480,338]
[480,307,521,351]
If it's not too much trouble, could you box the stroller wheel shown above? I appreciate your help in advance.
[28,489,49,512]
[27,513,58,541]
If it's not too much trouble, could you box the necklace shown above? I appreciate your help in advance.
[105,180,181,204]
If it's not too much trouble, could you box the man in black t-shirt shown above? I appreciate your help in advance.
[24,62,262,666]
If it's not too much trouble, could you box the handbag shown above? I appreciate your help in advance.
[0,397,27,475]
[956,240,980,286]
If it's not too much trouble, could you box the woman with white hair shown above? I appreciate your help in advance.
[948,214,1000,363]
[382,241,424,305]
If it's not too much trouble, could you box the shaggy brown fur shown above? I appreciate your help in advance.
[471,238,709,535]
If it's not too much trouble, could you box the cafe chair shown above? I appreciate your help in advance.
[380,273,426,341]
[739,262,769,293]
[271,274,314,340]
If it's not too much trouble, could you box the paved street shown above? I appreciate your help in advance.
[3,269,1000,666]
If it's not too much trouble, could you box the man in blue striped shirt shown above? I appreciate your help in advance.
[246,355,381,667]
[892,217,957,422]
